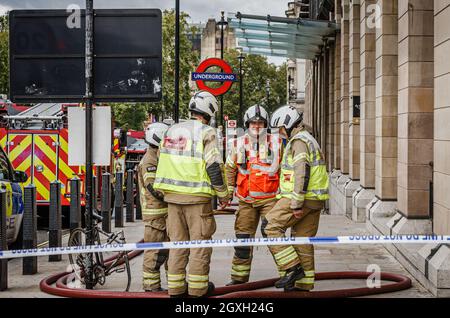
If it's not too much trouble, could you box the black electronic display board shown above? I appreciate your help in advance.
[9,9,162,102]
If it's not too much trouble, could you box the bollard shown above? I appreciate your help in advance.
[0,191,7,291]
[114,172,124,228]
[70,178,81,231]
[70,178,82,244]
[23,185,38,275]
[135,172,142,220]
[101,173,112,233]
[93,175,98,211]
[126,170,135,223]
[49,181,62,262]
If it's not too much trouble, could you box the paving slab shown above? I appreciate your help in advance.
[0,214,433,298]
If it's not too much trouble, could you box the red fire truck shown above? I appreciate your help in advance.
[0,103,118,227]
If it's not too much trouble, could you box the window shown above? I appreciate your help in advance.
[0,148,11,180]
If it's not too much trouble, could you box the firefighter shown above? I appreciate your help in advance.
[138,122,170,292]
[225,104,282,285]
[262,105,329,292]
[154,91,230,298]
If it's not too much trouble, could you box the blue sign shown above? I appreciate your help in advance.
[191,72,237,82]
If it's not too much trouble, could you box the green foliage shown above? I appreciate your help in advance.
[219,49,287,122]
[0,11,288,129]
[112,9,199,129]
[112,103,148,131]
[154,9,200,119]
[0,14,9,95]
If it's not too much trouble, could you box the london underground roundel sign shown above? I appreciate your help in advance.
[191,58,237,96]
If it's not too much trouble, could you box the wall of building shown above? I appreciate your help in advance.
[283,0,450,297]
[200,18,236,61]
[434,1,450,235]
[286,2,307,110]
[302,0,448,229]
[299,0,450,296]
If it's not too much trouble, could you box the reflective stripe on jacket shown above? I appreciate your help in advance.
[137,147,168,218]
[154,120,219,197]
[233,134,281,202]
[278,130,329,202]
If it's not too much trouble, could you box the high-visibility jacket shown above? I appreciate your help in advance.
[234,134,282,202]
[137,147,168,220]
[153,120,220,197]
[278,130,329,202]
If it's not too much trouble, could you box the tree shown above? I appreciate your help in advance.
[112,103,148,131]
[112,9,199,129]
[0,14,9,95]
[219,49,287,121]
[156,9,200,118]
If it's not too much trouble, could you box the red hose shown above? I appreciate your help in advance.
[39,239,412,298]
[41,270,411,298]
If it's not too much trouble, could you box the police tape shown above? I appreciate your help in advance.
[1,235,450,260]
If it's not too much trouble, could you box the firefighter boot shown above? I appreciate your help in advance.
[274,265,305,289]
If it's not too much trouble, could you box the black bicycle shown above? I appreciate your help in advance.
[68,212,131,291]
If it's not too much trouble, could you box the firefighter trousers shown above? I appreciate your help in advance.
[231,199,276,283]
[262,198,324,291]
[143,215,169,291]
[166,201,216,297]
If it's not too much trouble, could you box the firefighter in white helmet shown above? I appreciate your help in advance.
[262,105,329,292]
[138,122,170,292]
[225,104,283,285]
[154,91,230,297]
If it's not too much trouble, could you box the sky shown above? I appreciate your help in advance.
[0,0,291,65]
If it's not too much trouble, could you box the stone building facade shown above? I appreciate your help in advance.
[200,18,236,60]
[286,2,307,112]
[300,0,450,297]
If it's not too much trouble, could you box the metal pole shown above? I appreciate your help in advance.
[238,55,244,128]
[114,172,124,228]
[23,185,37,275]
[84,0,95,289]
[69,178,81,232]
[324,45,329,156]
[49,181,62,262]
[93,175,97,209]
[174,0,180,123]
[220,11,225,128]
[312,59,317,138]
[135,172,142,220]
[101,173,111,233]
[0,191,7,291]
[126,169,135,223]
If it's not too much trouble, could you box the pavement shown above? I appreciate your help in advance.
[0,213,433,298]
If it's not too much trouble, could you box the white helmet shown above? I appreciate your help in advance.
[188,91,219,119]
[243,104,269,128]
[145,122,169,147]
[270,105,303,130]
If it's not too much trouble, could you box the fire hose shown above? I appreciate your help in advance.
[40,245,412,298]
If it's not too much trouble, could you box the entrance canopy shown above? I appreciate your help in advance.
[228,12,339,60]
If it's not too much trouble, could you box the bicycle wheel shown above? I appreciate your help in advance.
[68,228,100,286]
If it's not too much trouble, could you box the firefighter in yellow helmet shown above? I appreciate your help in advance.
[225,104,282,285]
[138,122,170,292]
[262,105,329,292]
[154,91,230,298]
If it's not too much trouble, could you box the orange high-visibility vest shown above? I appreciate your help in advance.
[235,134,281,202]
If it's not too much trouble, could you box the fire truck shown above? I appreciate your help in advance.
[0,103,117,227]
[124,129,147,171]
